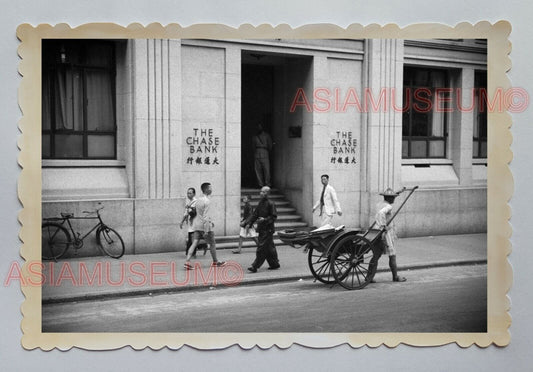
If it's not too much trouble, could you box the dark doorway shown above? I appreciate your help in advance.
[241,63,274,188]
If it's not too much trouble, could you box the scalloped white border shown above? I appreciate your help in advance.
[17,22,512,350]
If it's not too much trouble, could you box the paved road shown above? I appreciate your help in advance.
[42,264,487,333]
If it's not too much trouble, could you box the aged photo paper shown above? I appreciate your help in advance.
[17,22,512,350]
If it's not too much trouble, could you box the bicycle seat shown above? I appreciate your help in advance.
[60,212,74,218]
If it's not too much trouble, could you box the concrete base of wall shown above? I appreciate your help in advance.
[42,186,486,257]
[392,187,487,237]
[42,199,187,258]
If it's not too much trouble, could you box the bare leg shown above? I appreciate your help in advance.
[186,238,200,262]
[389,255,406,282]
[233,237,243,253]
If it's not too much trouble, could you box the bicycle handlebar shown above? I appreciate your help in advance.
[82,206,104,215]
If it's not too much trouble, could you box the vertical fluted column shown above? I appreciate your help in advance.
[132,39,182,199]
[366,39,404,194]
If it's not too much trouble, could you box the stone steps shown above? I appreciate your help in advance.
[215,187,309,250]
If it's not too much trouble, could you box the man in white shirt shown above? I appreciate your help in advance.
[184,182,226,269]
[312,174,342,227]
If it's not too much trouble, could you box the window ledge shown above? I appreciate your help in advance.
[401,163,459,187]
[472,158,488,165]
[42,159,125,168]
[402,158,453,166]
[42,167,129,200]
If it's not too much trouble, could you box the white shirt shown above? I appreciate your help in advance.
[313,184,342,215]
[375,201,393,228]
[191,194,213,232]
[183,197,197,233]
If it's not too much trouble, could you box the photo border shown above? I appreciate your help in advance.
[17,21,512,350]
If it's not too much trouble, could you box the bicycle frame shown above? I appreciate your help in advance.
[44,209,106,244]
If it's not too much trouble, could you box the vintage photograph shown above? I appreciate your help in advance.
[16,23,511,349]
[39,36,487,332]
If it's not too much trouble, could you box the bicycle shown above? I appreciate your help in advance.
[41,205,125,260]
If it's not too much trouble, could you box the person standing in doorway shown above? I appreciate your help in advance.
[179,187,197,257]
[366,187,407,283]
[253,123,273,188]
[184,182,226,269]
[312,174,342,227]
[242,186,280,273]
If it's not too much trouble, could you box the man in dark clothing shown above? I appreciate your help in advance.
[252,123,273,187]
[242,186,280,272]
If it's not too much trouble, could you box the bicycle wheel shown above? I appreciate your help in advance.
[330,235,373,290]
[307,245,335,284]
[41,222,71,260]
[97,226,125,258]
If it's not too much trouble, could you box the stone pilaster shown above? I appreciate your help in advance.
[365,39,404,195]
[224,46,241,234]
[132,39,182,199]
[453,68,475,185]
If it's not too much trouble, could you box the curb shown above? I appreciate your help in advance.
[42,259,487,305]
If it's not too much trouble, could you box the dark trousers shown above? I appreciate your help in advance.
[254,156,271,187]
[251,228,279,269]
[367,240,384,281]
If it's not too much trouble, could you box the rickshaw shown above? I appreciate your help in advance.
[279,186,418,290]
[278,224,361,284]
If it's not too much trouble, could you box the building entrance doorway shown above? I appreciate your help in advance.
[241,51,313,197]
[241,62,274,188]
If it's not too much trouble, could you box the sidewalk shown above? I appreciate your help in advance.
[41,233,487,303]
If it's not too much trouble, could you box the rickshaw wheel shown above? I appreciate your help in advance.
[330,235,373,290]
[307,246,336,284]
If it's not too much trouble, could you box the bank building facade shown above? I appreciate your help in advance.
[41,38,487,256]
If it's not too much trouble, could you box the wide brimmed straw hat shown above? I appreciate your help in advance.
[379,187,399,197]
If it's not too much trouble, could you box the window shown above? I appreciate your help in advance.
[402,67,450,159]
[42,40,116,159]
[473,71,487,159]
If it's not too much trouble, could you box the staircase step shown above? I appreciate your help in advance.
[241,205,295,212]
[243,193,284,199]
[276,207,296,213]
[232,187,308,248]
[276,214,302,221]
[237,214,301,222]
[244,206,294,213]
[275,221,308,229]
[241,188,278,194]
[216,183,310,250]
[248,200,290,207]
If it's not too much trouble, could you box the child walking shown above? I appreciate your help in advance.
[179,187,197,257]
[233,195,258,254]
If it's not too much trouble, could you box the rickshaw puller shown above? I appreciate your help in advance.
[367,187,407,283]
